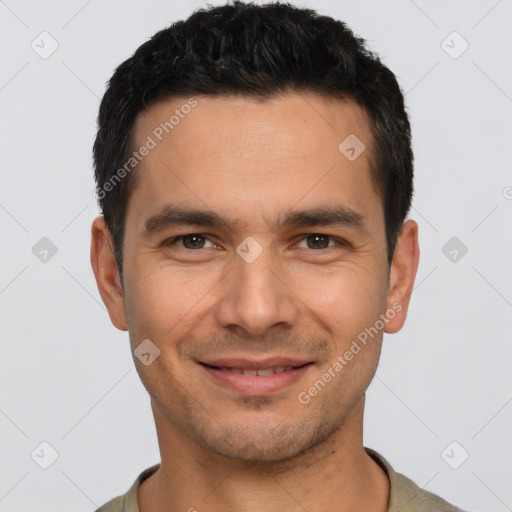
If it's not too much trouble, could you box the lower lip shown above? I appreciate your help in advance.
[201,364,312,396]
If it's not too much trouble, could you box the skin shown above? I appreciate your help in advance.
[91,92,419,512]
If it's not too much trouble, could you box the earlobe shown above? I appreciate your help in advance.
[90,215,128,331]
[384,219,420,334]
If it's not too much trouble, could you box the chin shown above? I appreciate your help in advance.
[196,418,338,467]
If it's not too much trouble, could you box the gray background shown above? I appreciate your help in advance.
[1,0,511,510]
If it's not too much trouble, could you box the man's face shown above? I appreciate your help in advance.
[95,93,413,463]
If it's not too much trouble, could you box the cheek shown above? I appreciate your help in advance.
[126,262,222,338]
[291,264,387,347]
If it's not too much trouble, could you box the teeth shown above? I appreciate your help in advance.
[256,368,274,376]
[216,365,299,375]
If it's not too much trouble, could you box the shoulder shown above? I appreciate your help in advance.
[94,463,161,512]
[95,495,125,512]
[365,447,469,512]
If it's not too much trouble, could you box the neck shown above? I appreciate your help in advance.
[138,396,389,512]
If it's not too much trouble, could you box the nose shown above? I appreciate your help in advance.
[214,248,301,336]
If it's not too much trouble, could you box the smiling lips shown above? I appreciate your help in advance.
[213,365,299,376]
[200,357,313,395]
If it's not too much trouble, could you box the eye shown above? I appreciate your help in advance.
[166,234,216,250]
[296,234,341,250]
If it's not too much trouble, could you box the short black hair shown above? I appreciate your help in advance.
[93,0,413,278]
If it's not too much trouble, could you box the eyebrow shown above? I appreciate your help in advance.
[273,206,365,231]
[142,204,366,236]
[143,206,232,235]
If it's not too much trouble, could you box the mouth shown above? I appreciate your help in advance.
[199,358,314,396]
[201,362,309,375]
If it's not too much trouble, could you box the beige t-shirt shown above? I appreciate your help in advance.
[95,448,467,512]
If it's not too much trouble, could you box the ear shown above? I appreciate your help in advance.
[90,215,127,331]
[384,219,420,334]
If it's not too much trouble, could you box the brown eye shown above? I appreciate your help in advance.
[181,234,207,249]
[303,234,333,249]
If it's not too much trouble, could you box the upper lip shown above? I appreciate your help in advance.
[200,357,312,370]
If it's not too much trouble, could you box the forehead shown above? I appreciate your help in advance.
[134,92,373,161]
[127,92,381,231]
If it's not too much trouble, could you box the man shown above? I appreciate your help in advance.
[90,1,467,511]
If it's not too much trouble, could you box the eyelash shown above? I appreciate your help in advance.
[163,233,349,250]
